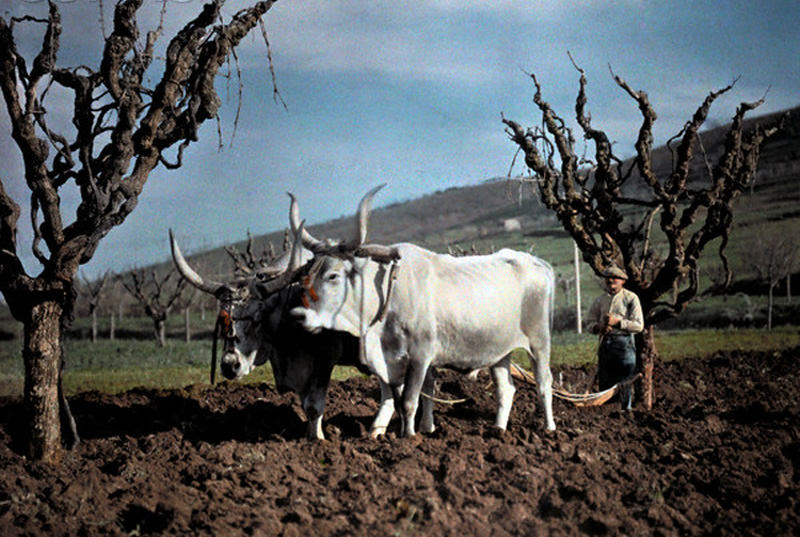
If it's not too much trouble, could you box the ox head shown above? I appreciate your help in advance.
[169,226,311,382]
[287,185,400,339]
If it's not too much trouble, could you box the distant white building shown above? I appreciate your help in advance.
[503,218,522,232]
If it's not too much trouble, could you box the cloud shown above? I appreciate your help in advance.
[1,0,796,280]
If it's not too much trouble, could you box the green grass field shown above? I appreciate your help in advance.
[1,325,797,398]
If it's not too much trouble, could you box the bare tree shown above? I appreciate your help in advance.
[748,233,797,330]
[121,268,188,346]
[503,58,783,409]
[0,0,279,463]
[225,230,278,278]
[556,272,573,306]
[447,243,481,257]
[78,271,111,343]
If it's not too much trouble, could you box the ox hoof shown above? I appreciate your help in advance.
[486,426,507,440]
[400,434,423,447]
[369,426,388,439]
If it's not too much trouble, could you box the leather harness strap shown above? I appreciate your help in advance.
[370,261,399,327]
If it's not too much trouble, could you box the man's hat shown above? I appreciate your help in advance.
[601,264,628,280]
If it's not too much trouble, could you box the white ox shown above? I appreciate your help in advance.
[289,186,557,437]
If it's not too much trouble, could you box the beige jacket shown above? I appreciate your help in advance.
[586,287,644,335]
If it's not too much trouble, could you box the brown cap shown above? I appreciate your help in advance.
[601,264,628,280]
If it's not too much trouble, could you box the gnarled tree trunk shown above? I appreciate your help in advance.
[22,300,65,464]
[637,325,657,410]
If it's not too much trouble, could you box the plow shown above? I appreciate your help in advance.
[510,363,639,407]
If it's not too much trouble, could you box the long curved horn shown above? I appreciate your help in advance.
[353,183,386,247]
[257,220,307,295]
[169,229,226,295]
[288,193,326,251]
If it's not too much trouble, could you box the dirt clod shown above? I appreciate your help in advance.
[1,347,799,536]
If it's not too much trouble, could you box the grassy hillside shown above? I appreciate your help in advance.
[1,105,798,329]
[177,106,798,296]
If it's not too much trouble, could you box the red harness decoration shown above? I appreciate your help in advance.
[218,308,233,337]
[301,275,319,308]
[211,308,235,385]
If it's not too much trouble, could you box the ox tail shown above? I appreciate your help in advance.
[539,257,556,335]
[550,270,556,334]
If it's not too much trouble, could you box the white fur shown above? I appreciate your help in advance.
[292,244,557,437]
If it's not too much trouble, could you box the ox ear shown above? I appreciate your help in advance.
[351,184,385,247]
[255,220,307,296]
[169,229,228,297]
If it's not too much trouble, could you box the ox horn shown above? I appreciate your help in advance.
[288,193,327,252]
[169,229,226,296]
[287,185,398,263]
[256,221,307,295]
[350,184,400,262]
[352,183,385,247]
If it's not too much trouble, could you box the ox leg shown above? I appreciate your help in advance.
[369,379,396,438]
[530,344,556,431]
[419,368,436,434]
[390,383,409,436]
[397,361,431,437]
[301,372,332,441]
[490,356,516,430]
[304,403,325,441]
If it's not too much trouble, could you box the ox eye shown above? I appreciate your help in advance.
[326,272,340,282]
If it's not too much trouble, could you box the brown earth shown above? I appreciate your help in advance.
[1,347,799,536]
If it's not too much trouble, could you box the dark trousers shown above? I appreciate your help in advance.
[598,333,636,409]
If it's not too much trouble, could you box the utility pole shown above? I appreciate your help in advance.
[574,241,582,334]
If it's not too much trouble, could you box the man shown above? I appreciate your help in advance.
[586,264,644,409]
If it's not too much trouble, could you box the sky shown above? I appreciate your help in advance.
[1,0,798,279]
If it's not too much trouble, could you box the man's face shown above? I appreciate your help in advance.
[605,276,625,294]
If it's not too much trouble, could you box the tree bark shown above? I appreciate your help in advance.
[637,325,657,410]
[155,318,166,347]
[574,241,582,334]
[91,309,98,343]
[23,301,64,464]
[768,285,774,330]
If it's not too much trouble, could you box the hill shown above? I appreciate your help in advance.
[0,105,797,337]
[182,105,799,278]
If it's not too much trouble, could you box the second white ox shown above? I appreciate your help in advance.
[289,187,557,437]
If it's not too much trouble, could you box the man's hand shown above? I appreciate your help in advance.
[606,314,621,327]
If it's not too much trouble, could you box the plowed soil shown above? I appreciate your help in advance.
[1,347,799,536]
